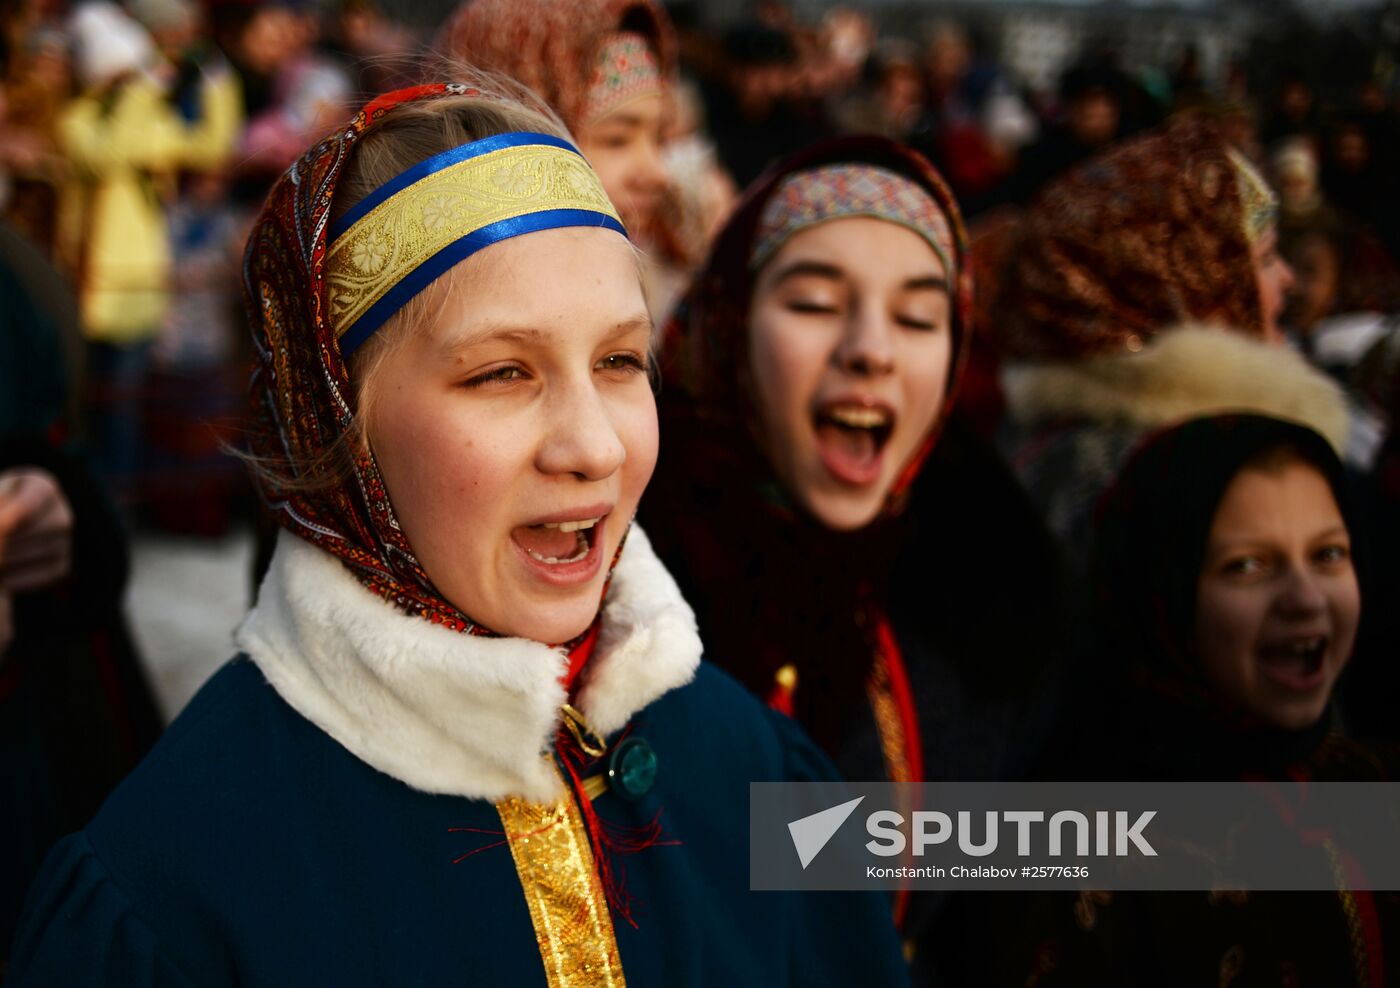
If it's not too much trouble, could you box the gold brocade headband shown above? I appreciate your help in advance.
[1226,147,1278,246]
[326,131,626,354]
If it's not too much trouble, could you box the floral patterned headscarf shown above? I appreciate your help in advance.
[999,115,1272,361]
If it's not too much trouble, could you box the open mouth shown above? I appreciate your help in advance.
[1256,635,1328,690]
[512,516,603,565]
[813,401,895,485]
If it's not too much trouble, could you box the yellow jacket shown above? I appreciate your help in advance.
[56,68,241,343]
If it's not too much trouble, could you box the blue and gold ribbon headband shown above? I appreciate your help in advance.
[326,132,627,355]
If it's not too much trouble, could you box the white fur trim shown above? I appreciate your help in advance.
[1002,324,1351,453]
[234,525,701,803]
[576,527,704,736]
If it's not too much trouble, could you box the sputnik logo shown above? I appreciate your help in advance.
[788,796,865,869]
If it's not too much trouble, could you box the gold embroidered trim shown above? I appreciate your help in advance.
[325,142,621,339]
[867,652,911,784]
[497,761,626,988]
[1324,837,1370,988]
[560,703,608,758]
[1226,147,1278,245]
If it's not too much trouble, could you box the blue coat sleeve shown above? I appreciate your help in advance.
[766,706,913,988]
[8,832,202,987]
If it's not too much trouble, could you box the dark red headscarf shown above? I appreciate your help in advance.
[641,136,973,751]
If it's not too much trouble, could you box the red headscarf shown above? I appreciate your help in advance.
[641,136,973,752]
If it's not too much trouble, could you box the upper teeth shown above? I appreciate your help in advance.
[1289,637,1325,655]
[539,518,600,533]
[826,406,890,429]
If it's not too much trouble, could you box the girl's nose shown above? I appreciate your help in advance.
[632,137,669,194]
[535,380,627,481]
[834,305,896,377]
[1275,564,1328,618]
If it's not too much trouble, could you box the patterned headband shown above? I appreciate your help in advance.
[750,163,956,278]
[327,131,625,355]
[1226,148,1278,245]
[582,31,663,125]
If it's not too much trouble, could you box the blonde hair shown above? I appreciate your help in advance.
[239,78,575,494]
[336,88,573,430]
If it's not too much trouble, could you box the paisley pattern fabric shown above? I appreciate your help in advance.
[243,82,494,633]
[998,115,1269,360]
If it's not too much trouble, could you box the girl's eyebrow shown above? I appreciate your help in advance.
[770,260,844,285]
[769,260,947,293]
[439,325,547,358]
[602,314,656,343]
[439,316,652,358]
[598,109,650,130]
[1206,524,1350,556]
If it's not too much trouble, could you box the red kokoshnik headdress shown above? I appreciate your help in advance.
[241,83,625,635]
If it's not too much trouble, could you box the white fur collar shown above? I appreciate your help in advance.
[1002,324,1351,453]
[234,526,702,803]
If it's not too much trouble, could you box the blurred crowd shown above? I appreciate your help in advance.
[3,0,1399,525]
[0,0,424,531]
[4,0,1400,983]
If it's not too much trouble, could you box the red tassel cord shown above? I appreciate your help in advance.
[452,614,673,928]
[875,613,924,785]
[448,825,513,864]
[556,724,679,930]
[767,662,798,716]
[562,618,601,697]
[874,612,924,933]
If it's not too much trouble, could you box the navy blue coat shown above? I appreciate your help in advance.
[9,657,908,987]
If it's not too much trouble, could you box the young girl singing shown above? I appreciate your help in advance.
[8,83,907,987]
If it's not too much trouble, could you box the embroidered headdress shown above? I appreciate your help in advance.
[750,162,957,280]
[326,130,622,353]
[581,31,664,125]
[243,83,626,633]
[440,0,675,133]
